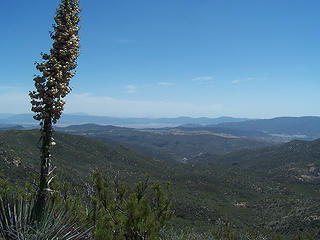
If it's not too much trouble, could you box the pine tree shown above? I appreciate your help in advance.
[29,0,81,219]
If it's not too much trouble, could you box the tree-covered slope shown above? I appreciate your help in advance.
[0,129,168,184]
[1,130,320,237]
[56,124,275,161]
[202,138,320,171]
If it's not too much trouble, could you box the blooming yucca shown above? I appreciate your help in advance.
[30,0,80,125]
[29,0,81,219]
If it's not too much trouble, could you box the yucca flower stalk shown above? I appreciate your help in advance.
[29,0,80,219]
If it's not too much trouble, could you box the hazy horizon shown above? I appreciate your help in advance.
[0,112,320,120]
[1,1,320,118]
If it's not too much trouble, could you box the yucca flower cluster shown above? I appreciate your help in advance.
[29,0,80,126]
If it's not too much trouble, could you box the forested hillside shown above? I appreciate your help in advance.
[1,129,320,238]
[56,124,276,161]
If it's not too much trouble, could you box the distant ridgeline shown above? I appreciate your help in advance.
[1,114,320,140]
[0,113,248,127]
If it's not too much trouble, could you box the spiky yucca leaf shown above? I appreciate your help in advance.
[0,197,91,240]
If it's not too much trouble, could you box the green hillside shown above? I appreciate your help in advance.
[0,129,168,185]
[201,138,320,181]
[1,130,320,237]
[56,124,275,162]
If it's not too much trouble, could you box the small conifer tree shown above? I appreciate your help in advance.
[29,0,80,219]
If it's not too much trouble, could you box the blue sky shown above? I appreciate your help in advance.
[1,0,319,118]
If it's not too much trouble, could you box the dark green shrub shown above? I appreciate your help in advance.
[90,171,173,240]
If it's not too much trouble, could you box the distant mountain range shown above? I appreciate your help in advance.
[0,113,248,128]
[1,114,320,140]
[211,116,320,140]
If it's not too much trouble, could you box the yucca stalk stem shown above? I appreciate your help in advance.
[33,116,53,219]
